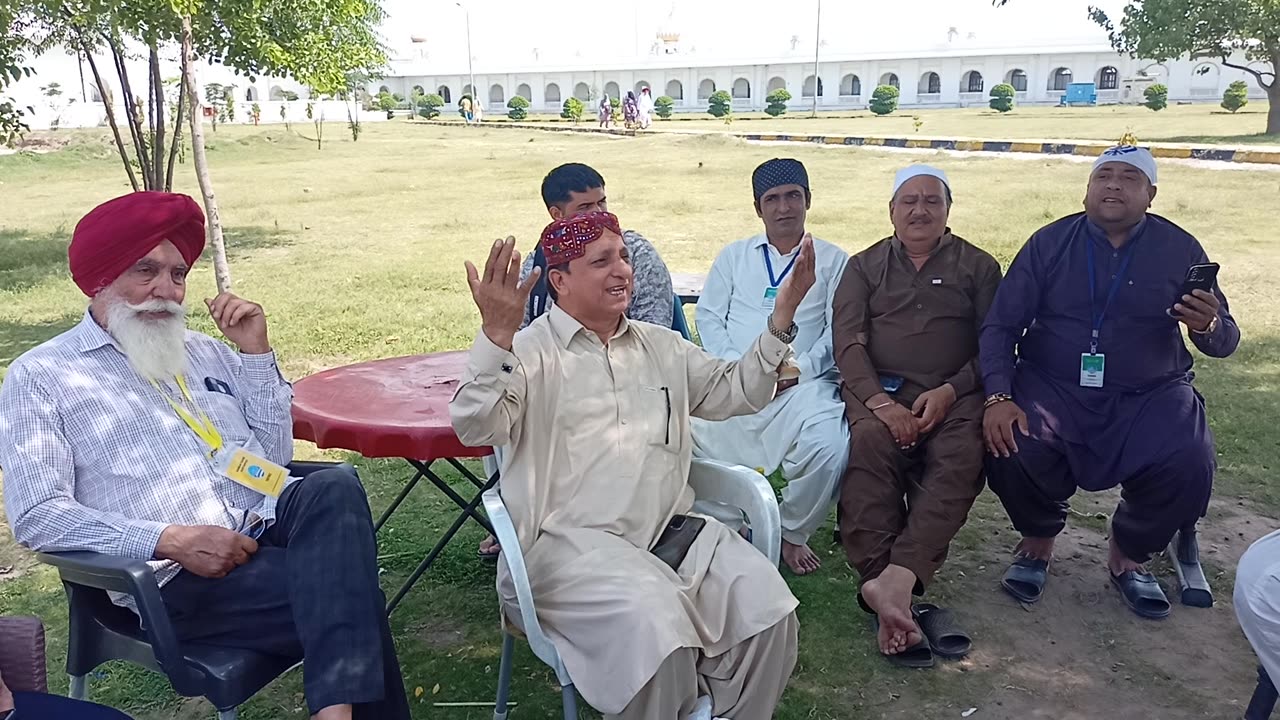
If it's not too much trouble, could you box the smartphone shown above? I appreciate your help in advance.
[1172,263,1219,309]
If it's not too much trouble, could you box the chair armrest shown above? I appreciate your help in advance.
[690,458,781,566]
[36,551,202,691]
[0,616,47,693]
[481,488,572,686]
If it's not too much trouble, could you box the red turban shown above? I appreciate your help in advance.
[69,191,206,297]
[539,211,623,266]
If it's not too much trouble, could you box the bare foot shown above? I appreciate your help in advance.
[479,534,501,555]
[1107,531,1144,576]
[861,565,922,654]
[1015,536,1056,562]
[782,540,821,575]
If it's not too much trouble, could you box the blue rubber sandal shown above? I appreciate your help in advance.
[1001,556,1049,604]
[1110,570,1171,620]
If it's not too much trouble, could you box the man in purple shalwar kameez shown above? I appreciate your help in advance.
[980,146,1240,619]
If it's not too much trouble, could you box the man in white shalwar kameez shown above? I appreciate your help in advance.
[1236,529,1280,694]
[451,211,808,720]
[694,159,850,575]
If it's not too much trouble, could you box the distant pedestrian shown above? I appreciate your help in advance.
[460,95,474,124]
[623,91,639,129]
[637,86,654,129]
[598,95,613,128]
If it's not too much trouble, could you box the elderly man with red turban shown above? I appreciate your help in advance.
[451,212,811,720]
[0,192,409,720]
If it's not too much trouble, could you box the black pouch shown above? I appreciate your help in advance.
[650,515,706,571]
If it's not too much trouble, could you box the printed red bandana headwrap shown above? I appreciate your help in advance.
[69,191,206,297]
[538,211,623,266]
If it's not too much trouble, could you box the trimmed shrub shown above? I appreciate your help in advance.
[988,83,1016,113]
[869,85,899,116]
[707,90,732,118]
[1143,84,1168,112]
[655,95,675,119]
[765,88,791,117]
[1221,80,1249,113]
[507,95,530,120]
[561,97,585,122]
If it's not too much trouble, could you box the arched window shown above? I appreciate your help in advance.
[378,85,390,94]
[489,84,504,104]
[919,72,941,94]
[245,87,259,101]
[438,85,452,103]
[767,76,787,93]
[962,70,984,93]
[1097,66,1119,90]
[802,75,824,97]
[462,84,475,98]
[880,72,899,89]
[635,81,651,96]
[604,81,620,99]
[574,82,591,101]
[90,85,103,102]
[412,84,424,95]
[269,85,286,101]
[1049,67,1073,92]
[517,83,532,101]
[697,78,716,100]
[840,74,861,96]
[733,78,751,99]
[1006,69,1027,92]
[666,79,683,100]
[545,83,561,104]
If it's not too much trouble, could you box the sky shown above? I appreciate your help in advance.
[378,0,1131,70]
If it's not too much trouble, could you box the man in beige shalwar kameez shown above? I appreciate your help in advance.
[451,212,806,720]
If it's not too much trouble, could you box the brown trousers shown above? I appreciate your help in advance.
[610,612,799,720]
[838,392,986,592]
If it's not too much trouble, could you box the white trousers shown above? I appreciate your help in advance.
[692,379,849,545]
[1236,528,1280,682]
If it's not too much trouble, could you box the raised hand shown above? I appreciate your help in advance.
[206,293,270,354]
[465,237,541,351]
[771,233,817,329]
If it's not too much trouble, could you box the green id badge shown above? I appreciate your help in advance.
[1080,353,1105,388]
[762,286,778,310]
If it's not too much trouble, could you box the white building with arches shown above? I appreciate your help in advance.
[374,43,1269,115]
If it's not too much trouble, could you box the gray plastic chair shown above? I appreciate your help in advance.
[482,456,780,720]
[36,461,347,720]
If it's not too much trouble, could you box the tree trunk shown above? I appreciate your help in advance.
[182,16,233,293]
[79,41,139,192]
[1268,83,1280,136]
[149,47,165,190]
[166,63,186,191]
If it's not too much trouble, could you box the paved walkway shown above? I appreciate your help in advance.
[423,120,1280,167]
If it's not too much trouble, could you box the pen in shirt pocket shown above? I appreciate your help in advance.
[641,385,673,444]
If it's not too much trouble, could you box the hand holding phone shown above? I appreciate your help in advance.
[1169,263,1220,332]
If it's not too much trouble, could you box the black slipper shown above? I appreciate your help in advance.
[1001,556,1049,604]
[1110,570,1171,620]
[871,614,934,668]
[913,603,972,659]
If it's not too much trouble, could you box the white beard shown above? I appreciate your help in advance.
[101,291,190,382]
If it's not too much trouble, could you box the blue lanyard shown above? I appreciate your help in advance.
[1084,225,1140,354]
[763,245,799,288]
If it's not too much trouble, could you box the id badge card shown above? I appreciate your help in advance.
[1080,353,1105,388]
[215,447,287,497]
[762,286,778,310]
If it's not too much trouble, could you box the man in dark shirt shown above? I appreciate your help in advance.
[980,146,1240,620]
[833,165,1002,663]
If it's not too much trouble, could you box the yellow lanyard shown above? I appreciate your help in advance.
[153,375,224,457]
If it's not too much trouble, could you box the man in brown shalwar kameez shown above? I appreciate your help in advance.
[832,166,1002,664]
[451,212,807,719]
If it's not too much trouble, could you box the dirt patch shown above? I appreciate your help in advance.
[414,618,468,650]
[929,492,1275,720]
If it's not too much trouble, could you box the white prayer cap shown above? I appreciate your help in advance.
[1092,145,1157,186]
[892,164,950,199]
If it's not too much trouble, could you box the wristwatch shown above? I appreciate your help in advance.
[767,314,798,344]
[1192,316,1219,335]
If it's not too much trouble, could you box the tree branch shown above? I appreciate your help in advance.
[107,35,151,189]
[78,38,139,191]
[1220,57,1274,90]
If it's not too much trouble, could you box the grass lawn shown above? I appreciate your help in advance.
[491,102,1279,147]
[1,122,1278,719]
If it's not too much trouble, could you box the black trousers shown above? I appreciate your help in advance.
[161,467,410,718]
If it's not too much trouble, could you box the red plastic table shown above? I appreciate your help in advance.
[291,351,496,614]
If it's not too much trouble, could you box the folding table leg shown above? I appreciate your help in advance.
[373,465,427,532]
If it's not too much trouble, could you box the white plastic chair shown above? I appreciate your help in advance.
[481,456,780,720]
